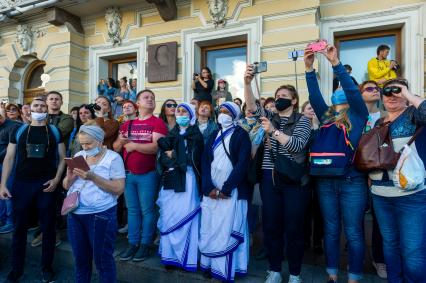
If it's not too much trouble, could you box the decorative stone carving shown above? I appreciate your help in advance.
[146,0,177,22]
[208,0,228,28]
[105,7,122,46]
[46,7,84,34]
[148,42,177,83]
[16,24,32,52]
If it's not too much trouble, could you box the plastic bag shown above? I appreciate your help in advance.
[393,144,425,191]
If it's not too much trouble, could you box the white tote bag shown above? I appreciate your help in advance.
[393,142,425,191]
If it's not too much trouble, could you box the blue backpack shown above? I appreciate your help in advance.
[309,122,354,176]
[7,124,61,187]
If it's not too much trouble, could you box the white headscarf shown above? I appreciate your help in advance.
[177,102,196,126]
[219,101,241,121]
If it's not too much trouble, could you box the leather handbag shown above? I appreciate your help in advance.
[354,121,400,172]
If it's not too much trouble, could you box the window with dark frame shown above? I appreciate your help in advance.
[334,29,402,83]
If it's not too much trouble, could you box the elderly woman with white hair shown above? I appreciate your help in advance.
[156,102,204,272]
[199,102,251,282]
[63,122,125,283]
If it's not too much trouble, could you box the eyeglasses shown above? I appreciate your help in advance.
[363,87,380,93]
[383,86,402,97]
[165,103,177,108]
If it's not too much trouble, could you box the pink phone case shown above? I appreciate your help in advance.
[308,40,327,52]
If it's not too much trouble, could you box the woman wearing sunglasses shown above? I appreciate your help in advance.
[159,99,177,131]
[5,104,23,122]
[369,78,426,283]
[359,80,388,279]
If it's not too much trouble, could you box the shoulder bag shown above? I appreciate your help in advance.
[354,120,400,172]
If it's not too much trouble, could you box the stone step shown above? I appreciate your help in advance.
[0,229,387,283]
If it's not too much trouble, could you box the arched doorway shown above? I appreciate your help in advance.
[8,54,45,104]
[23,61,46,104]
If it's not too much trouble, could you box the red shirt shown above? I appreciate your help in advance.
[120,116,168,174]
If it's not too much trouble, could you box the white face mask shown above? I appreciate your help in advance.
[31,112,47,121]
[217,113,234,128]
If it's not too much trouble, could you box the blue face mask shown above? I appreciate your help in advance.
[85,146,100,157]
[176,115,190,127]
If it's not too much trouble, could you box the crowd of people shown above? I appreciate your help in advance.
[0,42,425,283]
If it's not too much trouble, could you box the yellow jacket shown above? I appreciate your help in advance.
[367,57,397,85]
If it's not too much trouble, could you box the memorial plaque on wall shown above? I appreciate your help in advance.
[147,41,178,82]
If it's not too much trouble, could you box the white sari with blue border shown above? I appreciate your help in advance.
[157,166,200,271]
[199,127,249,282]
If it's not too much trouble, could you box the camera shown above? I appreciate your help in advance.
[87,103,101,111]
[253,61,268,74]
[391,60,400,71]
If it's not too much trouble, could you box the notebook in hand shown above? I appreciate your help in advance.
[64,155,90,171]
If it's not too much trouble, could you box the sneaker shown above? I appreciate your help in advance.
[0,223,13,234]
[326,278,337,283]
[265,271,282,283]
[4,270,22,283]
[42,269,56,283]
[133,244,151,262]
[31,233,43,247]
[288,275,302,283]
[118,224,128,234]
[55,232,62,247]
[372,261,387,279]
[119,244,139,261]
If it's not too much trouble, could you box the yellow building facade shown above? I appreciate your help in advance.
[0,0,424,112]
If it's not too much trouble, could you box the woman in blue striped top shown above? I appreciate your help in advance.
[244,67,311,283]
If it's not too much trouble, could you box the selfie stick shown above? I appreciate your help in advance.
[291,49,299,91]
[253,73,266,117]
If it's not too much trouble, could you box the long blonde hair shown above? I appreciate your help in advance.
[323,105,352,132]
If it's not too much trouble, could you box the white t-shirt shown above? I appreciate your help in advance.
[69,149,125,215]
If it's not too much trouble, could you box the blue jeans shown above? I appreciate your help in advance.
[68,206,117,283]
[0,199,12,225]
[125,171,159,245]
[372,190,426,283]
[316,176,368,281]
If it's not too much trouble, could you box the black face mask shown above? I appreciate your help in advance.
[275,98,293,112]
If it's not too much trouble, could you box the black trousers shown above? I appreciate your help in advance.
[260,169,310,275]
[11,179,56,274]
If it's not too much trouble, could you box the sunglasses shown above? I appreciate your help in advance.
[165,103,177,108]
[382,86,402,97]
[6,109,18,113]
[363,87,380,93]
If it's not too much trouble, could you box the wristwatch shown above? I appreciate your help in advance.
[273,129,280,137]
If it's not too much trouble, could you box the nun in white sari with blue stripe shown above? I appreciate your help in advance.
[156,103,204,271]
[200,102,252,282]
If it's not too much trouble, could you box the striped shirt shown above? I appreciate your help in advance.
[254,108,311,170]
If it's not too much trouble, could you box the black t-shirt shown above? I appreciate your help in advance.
[0,119,21,164]
[10,125,63,181]
[194,79,214,102]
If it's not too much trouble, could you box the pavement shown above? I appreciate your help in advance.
[0,214,387,283]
